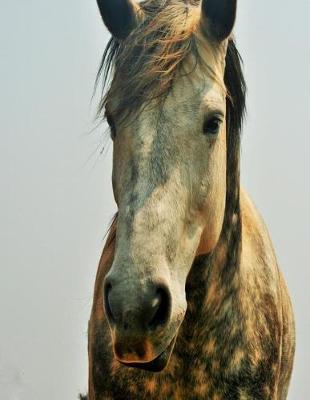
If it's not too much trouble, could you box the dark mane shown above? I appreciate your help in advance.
[96,0,246,137]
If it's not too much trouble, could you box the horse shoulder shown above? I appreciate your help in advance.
[239,188,295,398]
[240,187,280,291]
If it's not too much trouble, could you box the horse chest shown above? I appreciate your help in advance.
[91,315,279,400]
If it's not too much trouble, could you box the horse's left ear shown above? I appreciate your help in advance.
[96,0,140,40]
[201,0,237,41]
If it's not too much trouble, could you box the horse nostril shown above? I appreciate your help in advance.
[148,286,171,330]
[104,278,171,332]
[104,280,116,324]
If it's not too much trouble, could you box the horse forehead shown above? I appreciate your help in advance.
[108,40,226,117]
[116,72,224,132]
[112,76,226,175]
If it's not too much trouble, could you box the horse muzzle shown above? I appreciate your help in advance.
[103,272,184,370]
[118,336,177,372]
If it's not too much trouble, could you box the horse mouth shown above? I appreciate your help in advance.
[120,336,176,372]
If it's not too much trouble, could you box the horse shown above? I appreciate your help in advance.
[86,0,295,398]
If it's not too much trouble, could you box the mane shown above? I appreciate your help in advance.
[96,0,246,136]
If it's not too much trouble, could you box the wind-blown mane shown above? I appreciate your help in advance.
[96,0,246,137]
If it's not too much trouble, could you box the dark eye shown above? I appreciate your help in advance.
[203,116,223,136]
[106,113,116,139]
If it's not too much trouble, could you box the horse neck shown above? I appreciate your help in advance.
[181,133,242,337]
[214,132,242,280]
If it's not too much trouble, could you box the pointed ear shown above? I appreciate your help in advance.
[96,0,140,40]
[201,0,237,41]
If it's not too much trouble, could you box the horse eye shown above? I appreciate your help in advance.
[203,116,222,136]
[106,113,116,139]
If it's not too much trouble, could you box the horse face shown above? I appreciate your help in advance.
[98,0,237,371]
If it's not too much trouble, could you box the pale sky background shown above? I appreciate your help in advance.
[0,0,309,399]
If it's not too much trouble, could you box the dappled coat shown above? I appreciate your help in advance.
[85,0,295,399]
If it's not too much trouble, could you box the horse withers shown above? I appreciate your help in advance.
[86,0,295,398]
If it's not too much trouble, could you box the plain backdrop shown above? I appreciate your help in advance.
[0,0,309,399]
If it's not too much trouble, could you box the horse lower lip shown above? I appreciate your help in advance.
[119,338,175,372]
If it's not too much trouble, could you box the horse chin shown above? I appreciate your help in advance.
[119,336,176,373]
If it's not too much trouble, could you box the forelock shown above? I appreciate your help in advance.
[96,0,246,136]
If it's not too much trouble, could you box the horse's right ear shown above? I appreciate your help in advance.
[201,0,237,42]
[96,0,140,40]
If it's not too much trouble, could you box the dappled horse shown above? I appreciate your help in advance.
[86,0,295,398]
